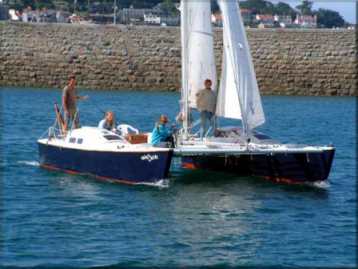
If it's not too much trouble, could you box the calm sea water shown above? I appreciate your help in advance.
[0,87,356,267]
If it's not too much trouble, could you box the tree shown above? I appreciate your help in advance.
[275,2,295,17]
[52,0,70,11]
[6,0,35,10]
[240,0,275,14]
[316,8,345,28]
[160,0,177,16]
[296,0,313,15]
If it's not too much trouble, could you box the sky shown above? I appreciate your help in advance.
[269,1,357,23]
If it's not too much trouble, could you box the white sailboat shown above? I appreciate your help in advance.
[175,0,335,184]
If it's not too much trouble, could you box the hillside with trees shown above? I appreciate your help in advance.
[4,0,166,10]
[3,0,347,28]
[233,0,346,28]
[295,1,345,28]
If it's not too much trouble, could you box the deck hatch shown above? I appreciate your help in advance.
[104,135,121,141]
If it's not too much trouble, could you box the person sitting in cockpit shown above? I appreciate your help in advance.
[98,111,116,132]
[150,114,174,147]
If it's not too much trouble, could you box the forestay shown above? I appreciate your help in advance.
[216,0,265,130]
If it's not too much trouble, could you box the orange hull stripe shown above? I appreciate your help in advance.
[263,176,305,185]
[182,162,197,170]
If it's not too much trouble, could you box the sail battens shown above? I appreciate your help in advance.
[191,30,214,37]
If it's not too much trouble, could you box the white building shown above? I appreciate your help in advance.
[144,13,161,25]
[295,15,317,28]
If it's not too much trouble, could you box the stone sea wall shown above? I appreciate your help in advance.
[0,22,356,96]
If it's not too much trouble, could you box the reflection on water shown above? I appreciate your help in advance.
[170,171,261,264]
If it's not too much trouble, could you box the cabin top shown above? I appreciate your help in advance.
[66,127,123,145]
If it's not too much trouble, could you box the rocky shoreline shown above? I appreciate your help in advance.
[0,22,356,96]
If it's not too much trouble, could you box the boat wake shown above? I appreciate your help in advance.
[17,160,40,167]
[135,179,170,189]
[306,180,330,190]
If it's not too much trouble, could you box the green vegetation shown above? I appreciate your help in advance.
[240,0,275,14]
[3,0,169,10]
[296,1,346,28]
[274,2,295,17]
[316,8,345,28]
[238,0,296,17]
[295,0,313,15]
[160,0,177,16]
[5,0,55,10]
[237,0,346,28]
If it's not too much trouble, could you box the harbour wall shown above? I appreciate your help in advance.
[0,22,356,96]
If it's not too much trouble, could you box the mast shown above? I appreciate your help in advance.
[180,0,189,139]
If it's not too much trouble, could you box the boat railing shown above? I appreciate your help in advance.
[49,126,66,139]
[39,103,67,140]
[39,125,65,140]
[177,117,214,142]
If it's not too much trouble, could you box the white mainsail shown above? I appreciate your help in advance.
[216,0,265,130]
[183,0,217,109]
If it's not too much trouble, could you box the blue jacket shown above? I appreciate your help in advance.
[150,123,171,145]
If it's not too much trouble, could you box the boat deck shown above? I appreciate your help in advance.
[174,138,334,157]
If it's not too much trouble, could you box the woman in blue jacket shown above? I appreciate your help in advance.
[150,115,173,147]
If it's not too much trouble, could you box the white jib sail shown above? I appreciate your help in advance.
[216,34,242,120]
[186,0,217,109]
[216,0,265,130]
